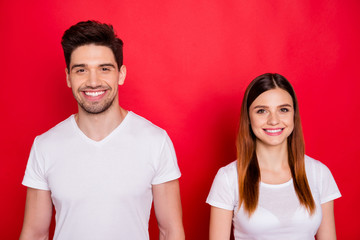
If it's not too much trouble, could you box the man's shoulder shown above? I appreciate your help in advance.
[127,111,167,137]
[35,115,74,144]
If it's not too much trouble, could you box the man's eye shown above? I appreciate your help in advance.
[256,109,265,114]
[76,69,85,73]
[101,67,110,71]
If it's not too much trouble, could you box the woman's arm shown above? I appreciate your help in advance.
[316,200,337,240]
[209,206,233,240]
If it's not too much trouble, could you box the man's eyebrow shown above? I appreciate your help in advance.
[71,64,86,70]
[99,63,116,68]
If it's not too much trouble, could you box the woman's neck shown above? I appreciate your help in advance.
[255,140,291,184]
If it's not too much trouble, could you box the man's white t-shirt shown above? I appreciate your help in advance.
[206,156,341,240]
[23,111,181,240]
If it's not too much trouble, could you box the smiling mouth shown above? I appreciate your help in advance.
[84,91,105,97]
[264,128,284,133]
[263,128,285,136]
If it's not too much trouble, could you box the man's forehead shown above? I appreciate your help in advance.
[69,44,117,67]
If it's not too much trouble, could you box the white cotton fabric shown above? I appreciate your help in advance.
[206,155,341,240]
[23,111,181,240]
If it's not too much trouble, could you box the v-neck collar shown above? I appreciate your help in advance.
[70,111,132,145]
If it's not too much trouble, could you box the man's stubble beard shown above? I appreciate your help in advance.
[73,89,117,115]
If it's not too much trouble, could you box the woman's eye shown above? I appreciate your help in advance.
[256,109,265,114]
[280,108,289,112]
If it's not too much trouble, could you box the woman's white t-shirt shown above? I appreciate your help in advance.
[206,156,341,240]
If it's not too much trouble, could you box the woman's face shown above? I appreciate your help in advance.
[249,88,294,148]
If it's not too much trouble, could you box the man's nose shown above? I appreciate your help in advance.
[87,70,101,87]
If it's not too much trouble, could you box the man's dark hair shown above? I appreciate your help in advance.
[61,20,123,70]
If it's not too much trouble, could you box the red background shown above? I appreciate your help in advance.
[1,0,359,239]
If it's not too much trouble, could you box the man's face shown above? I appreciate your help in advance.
[66,44,126,114]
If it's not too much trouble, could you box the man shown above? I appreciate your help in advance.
[20,20,185,240]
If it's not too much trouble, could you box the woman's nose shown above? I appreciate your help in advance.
[267,112,280,125]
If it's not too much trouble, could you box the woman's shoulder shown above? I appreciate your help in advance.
[210,160,238,187]
[304,155,331,173]
[217,160,238,176]
[304,155,341,202]
[304,155,337,187]
[207,160,239,209]
[214,160,239,186]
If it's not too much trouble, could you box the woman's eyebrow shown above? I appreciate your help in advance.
[278,104,293,108]
[253,105,268,109]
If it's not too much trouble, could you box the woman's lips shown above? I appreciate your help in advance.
[263,128,284,136]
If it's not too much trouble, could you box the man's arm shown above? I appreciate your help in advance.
[153,179,185,240]
[19,188,53,240]
[316,201,337,240]
[209,206,233,240]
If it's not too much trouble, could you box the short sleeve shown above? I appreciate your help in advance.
[151,132,181,185]
[318,163,341,204]
[22,137,50,190]
[206,166,236,211]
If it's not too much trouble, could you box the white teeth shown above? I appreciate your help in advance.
[84,91,105,97]
[265,129,282,133]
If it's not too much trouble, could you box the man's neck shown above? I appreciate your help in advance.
[75,105,128,141]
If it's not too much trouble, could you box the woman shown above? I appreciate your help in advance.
[206,73,341,240]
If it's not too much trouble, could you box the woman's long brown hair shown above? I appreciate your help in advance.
[236,73,315,216]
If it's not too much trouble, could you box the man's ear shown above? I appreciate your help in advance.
[118,65,126,85]
[65,68,71,88]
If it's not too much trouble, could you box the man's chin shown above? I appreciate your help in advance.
[79,103,113,115]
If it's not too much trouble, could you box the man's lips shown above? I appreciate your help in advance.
[84,90,105,97]
[81,89,108,100]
